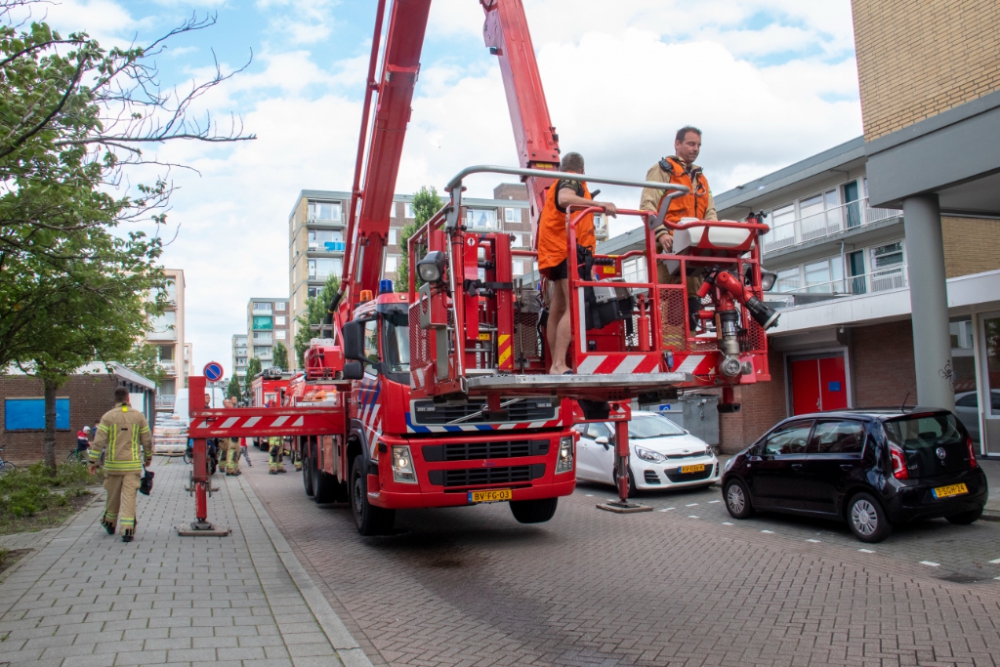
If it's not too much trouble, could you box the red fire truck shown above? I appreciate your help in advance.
[186,0,776,536]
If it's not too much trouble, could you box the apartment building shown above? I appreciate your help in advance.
[287,183,552,370]
[146,268,186,412]
[232,334,249,378]
[247,298,291,371]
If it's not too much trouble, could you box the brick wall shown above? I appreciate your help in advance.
[718,348,787,453]
[0,375,119,464]
[851,320,917,408]
[852,0,1000,140]
[493,183,528,200]
[941,216,1000,279]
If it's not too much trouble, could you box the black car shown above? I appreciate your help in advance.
[721,408,988,542]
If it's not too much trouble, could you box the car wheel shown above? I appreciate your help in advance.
[509,498,558,523]
[724,479,754,519]
[946,506,984,525]
[349,455,394,535]
[611,465,638,497]
[847,492,892,543]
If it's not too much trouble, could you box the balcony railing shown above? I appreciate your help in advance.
[155,394,176,408]
[765,198,903,254]
[778,264,908,297]
[147,329,176,341]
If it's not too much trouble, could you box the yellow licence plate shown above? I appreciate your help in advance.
[468,489,512,504]
[680,464,706,474]
[932,483,968,499]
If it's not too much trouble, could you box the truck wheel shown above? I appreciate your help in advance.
[509,498,558,524]
[302,457,315,497]
[313,458,338,503]
[350,455,395,535]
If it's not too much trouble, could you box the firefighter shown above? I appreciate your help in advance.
[536,151,618,375]
[268,435,285,474]
[89,387,152,543]
[291,437,303,472]
[220,399,241,476]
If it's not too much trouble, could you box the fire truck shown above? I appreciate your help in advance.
[186,0,776,536]
[251,368,294,408]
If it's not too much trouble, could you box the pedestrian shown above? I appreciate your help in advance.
[268,435,285,474]
[89,387,153,543]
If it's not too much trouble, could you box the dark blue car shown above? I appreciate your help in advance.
[721,408,988,542]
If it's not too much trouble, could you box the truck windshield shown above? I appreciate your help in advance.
[383,310,410,373]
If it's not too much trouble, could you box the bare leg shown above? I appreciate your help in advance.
[548,279,573,374]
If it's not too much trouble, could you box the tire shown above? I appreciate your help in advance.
[349,455,394,535]
[1,461,16,473]
[724,479,754,519]
[313,459,339,504]
[846,492,892,543]
[946,506,984,525]
[183,451,192,465]
[302,457,315,497]
[612,465,638,497]
[509,497,558,524]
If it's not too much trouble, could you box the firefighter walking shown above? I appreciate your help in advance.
[219,399,241,476]
[268,435,286,474]
[89,387,152,543]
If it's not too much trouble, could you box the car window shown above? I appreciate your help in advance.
[572,424,587,436]
[808,420,866,455]
[884,413,964,450]
[762,421,813,456]
[589,422,612,440]
[955,394,977,408]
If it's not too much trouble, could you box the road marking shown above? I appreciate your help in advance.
[807,539,821,543]
[859,549,875,553]
[920,561,940,567]
[688,515,699,519]
[685,503,699,507]
[585,494,593,497]
[722,522,733,526]
[660,507,676,512]
[989,558,1000,564]
[708,500,721,504]
[761,530,774,534]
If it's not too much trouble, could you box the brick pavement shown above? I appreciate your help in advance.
[248,454,1000,667]
[0,455,373,667]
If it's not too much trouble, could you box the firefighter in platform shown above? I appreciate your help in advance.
[536,151,618,375]
[268,435,286,474]
[89,387,153,543]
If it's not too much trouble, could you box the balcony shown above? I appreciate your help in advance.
[765,198,903,255]
[155,394,176,409]
[147,329,176,342]
[253,335,273,345]
[771,264,908,306]
[307,216,344,228]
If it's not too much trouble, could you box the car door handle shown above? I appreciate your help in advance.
[840,464,854,471]
[791,464,803,471]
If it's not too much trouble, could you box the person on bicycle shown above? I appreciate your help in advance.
[76,426,91,455]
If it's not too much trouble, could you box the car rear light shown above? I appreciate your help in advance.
[889,443,908,480]
[967,436,977,469]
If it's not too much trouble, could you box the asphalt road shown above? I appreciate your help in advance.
[247,453,1000,667]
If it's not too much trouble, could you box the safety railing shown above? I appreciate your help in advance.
[764,197,903,254]
[779,264,908,296]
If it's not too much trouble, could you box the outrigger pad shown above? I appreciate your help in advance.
[578,399,611,420]
[596,501,654,514]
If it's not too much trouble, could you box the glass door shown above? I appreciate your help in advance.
[981,312,1000,454]
[844,181,861,229]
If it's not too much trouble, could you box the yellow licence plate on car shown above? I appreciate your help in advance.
[932,483,968,499]
[680,464,706,474]
[468,489,512,504]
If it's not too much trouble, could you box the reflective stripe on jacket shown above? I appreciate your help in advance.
[90,404,152,473]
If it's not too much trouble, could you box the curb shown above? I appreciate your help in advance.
[236,474,375,667]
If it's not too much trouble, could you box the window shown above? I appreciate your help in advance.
[762,421,813,456]
[623,257,647,284]
[383,309,410,373]
[505,207,522,223]
[388,229,397,246]
[275,330,286,340]
[252,316,272,330]
[870,242,906,292]
[309,201,342,222]
[275,302,286,311]
[363,319,379,371]
[312,258,339,280]
[510,233,522,248]
[804,257,843,293]
[404,203,415,219]
[307,286,319,299]
[769,203,796,248]
[158,345,174,361]
[774,268,800,293]
[253,332,272,342]
[513,260,525,275]
[587,422,613,440]
[254,345,271,356]
[275,316,286,326]
[593,214,608,240]
[466,208,498,229]
[808,420,866,454]
[252,302,272,313]
[4,398,70,431]
[148,310,176,340]
[385,255,399,273]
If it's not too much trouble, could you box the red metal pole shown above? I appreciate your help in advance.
[193,437,208,522]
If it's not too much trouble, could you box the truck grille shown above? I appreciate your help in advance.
[422,439,549,462]
[665,464,714,483]
[428,464,545,487]
[411,398,557,425]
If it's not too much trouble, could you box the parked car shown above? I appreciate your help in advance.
[953,389,1000,441]
[721,409,989,542]
[573,411,720,494]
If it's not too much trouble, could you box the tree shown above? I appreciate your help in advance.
[395,186,443,292]
[243,357,262,404]
[119,344,168,387]
[272,342,289,371]
[226,375,242,404]
[0,5,254,470]
[294,273,340,368]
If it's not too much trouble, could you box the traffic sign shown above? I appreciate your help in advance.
[203,361,224,382]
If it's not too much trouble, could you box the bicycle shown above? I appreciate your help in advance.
[0,447,17,473]
[67,449,89,464]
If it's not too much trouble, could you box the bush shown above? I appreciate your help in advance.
[0,462,97,521]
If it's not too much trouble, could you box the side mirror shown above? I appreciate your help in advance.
[342,360,363,380]
[343,320,366,362]
[595,436,610,448]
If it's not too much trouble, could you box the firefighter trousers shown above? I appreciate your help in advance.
[221,439,240,475]
[269,444,284,472]
[104,472,141,535]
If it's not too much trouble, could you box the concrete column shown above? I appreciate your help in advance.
[902,194,954,410]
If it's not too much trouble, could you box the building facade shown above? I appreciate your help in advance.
[247,298,291,371]
[232,334,249,378]
[146,268,186,412]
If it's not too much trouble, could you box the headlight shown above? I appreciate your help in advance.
[390,445,417,484]
[635,446,665,463]
[555,436,573,474]
[724,457,735,473]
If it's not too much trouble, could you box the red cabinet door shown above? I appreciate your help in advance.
[791,359,821,415]
[819,356,848,411]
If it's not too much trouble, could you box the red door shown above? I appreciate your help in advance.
[790,355,848,414]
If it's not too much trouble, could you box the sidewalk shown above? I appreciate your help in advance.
[0,457,373,667]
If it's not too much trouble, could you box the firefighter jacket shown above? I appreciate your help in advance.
[89,403,153,474]
[537,178,596,270]
[639,157,717,249]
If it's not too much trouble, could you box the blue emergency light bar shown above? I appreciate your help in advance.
[379,279,393,294]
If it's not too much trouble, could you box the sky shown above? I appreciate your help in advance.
[29,0,863,378]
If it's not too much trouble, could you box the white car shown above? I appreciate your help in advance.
[573,411,720,493]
